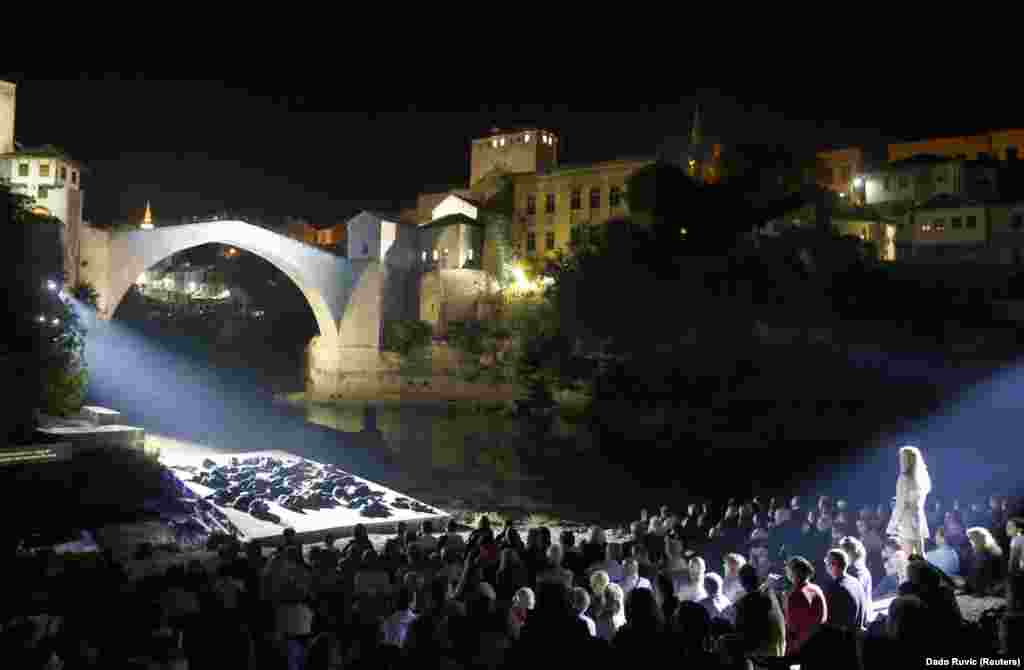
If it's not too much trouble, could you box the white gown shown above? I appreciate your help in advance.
[886,474,929,544]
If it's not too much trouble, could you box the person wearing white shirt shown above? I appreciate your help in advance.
[1007,517,1024,575]
[381,586,418,648]
[698,572,732,619]
[677,557,709,602]
[620,558,651,600]
[722,553,747,604]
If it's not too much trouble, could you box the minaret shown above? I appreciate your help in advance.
[688,103,703,179]
[141,201,154,230]
[689,103,702,149]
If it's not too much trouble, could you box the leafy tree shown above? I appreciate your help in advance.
[477,176,516,288]
[72,280,99,308]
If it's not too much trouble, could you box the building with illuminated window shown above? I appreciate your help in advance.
[0,80,86,287]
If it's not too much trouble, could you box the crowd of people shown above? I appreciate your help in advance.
[3,492,1023,669]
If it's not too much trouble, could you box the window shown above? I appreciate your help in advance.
[610,186,622,208]
[526,194,536,215]
[590,187,601,209]
[921,222,933,232]
[18,162,29,177]
[571,188,581,210]
[492,139,499,148]
[421,251,427,262]
[38,185,49,199]
[361,242,369,255]
[545,231,555,250]
[898,175,909,189]
[39,162,50,178]
[884,177,891,191]
[936,171,946,183]
[951,217,963,229]
[466,248,473,260]
[966,216,977,229]
[433,249,439,260]
[71,171,78,184]
[933,219,945,232]
[524,133,531,143]
[1012,214,1024,231]
[60,166,67,181]
[526,232,536,253]
[545,193,556,213]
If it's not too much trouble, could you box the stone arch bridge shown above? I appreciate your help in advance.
[78,219,411,396]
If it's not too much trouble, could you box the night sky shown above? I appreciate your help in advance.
[4,75,1018,226]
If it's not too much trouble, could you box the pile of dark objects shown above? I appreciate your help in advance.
[143,467,243,548]
[176,455,437,526]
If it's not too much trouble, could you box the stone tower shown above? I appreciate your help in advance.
[0,80,15,155]
[470,127,558,187]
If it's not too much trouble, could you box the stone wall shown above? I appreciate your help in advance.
[418,268,498,336]
[78,223,111,313]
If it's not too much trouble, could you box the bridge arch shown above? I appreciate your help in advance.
[98,221,382,352]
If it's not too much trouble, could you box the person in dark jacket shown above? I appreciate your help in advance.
[823,548,867,631]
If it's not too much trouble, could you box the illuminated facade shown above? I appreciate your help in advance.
[817,147,864,202]
[888,129,1024,163]
[861,155,1000,211]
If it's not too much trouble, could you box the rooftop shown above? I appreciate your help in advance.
[534,156,655,178]
[912,193,985,211]
[0,144,84,166]
[418,213,483,229]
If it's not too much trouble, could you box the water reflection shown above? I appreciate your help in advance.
[299,401,585,483]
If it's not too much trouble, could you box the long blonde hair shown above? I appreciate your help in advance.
[899,446,932,496]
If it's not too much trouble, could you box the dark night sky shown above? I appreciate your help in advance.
[4,75,1017,226]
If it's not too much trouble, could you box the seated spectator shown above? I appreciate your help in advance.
[823,548,867,631]
[677,556,709,602]
[380,585,417,648]
[495,548,528,601]
[536,544,574,588]
[875,549,908,599]
[722,553,747,604]
[509,586,535,639]
[581,526,607,567]
[1007,516,1024,576]
[839,535,873,615]
[587,542,624,584]
[784,555,827,654]
[926,525,961,578]
[595,581,625,641]
[620,558,651,600]
[415,520,438,555]
[732,564,786,657]
[571,587,596,636]
[964,526,1005,596]
[612,583,665,653]
[698,572,731,619]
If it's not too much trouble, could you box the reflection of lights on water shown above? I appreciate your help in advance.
[47,280,58,292]
[37,315,45,323]
[51,318,60,326]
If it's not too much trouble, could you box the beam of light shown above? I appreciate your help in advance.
[47,280,58,292]
[71,297,388,484]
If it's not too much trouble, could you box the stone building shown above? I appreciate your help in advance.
[888,129,1024,163]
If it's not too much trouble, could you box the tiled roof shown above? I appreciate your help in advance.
[418,213,483,229]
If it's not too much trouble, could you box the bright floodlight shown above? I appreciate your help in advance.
[37,315,45,323]
[51,318,60,326]
[853,177,865,188]
[47,280,58,292]
[188,282,197,292]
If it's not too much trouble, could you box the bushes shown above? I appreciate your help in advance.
[72,280,99,308]
[382,319,432,356]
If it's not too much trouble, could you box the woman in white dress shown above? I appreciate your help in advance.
[886,445,932,557]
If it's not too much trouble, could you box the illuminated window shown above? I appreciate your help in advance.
[60,166,67,181]
[966,216,977,229]
[571,188,581,210]
[921,223,932,232]
[610,186,622,208]
[933,220,945,232]
[545,193,555,213]
[526,194,536,215]
[492,139,499,148]
[433,249,439,260]
[545,231,555,250]
[467,248,473,260]
[39,162,51,177]
[422,251,427,261]
[526,232,536,253]
[499,137,506,147]
[524,133,531,143]
[18,162,29,177]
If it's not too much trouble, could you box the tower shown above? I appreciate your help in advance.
[687,104,703,178]
[0,80,14,155]
[470,127,558,187]
[141,201,154,229]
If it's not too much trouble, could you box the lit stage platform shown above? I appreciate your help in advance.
[158,447,450,547]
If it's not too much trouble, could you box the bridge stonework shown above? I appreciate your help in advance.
[78,220,401,396]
